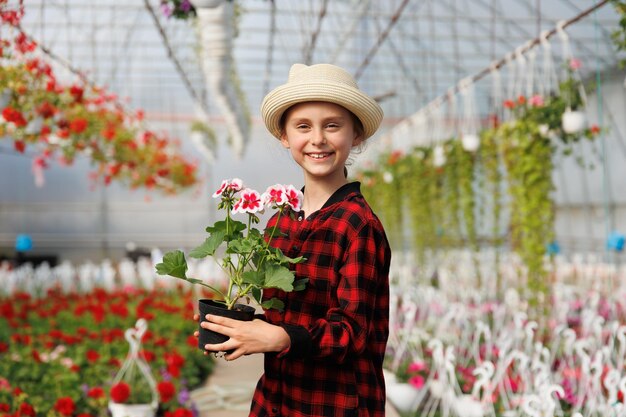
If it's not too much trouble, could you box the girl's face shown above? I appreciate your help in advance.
[280,101,363,185]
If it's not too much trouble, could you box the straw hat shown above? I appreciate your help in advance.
[261,63,384,140]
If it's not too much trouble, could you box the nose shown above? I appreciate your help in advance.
[310,128,326,146]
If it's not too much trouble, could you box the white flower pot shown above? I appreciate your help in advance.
[191,0,224,8]
[386,382,421,413]
[562,109,586,134]
[538,124,550,137]
[108,402,156,417]
[461,133,480,152]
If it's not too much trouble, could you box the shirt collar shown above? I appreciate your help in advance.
[321,181,361,210]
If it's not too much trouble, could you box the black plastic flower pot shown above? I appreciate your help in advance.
[198,299,256,352]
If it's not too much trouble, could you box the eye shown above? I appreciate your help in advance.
[326,122,340,129]
[296,123,310,130]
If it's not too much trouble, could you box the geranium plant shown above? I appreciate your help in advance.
[156,178,307,310]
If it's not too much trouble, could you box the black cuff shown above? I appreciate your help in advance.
[280,323,312,358]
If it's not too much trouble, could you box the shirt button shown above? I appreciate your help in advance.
[271,407,279,414]
[292,245,299,251]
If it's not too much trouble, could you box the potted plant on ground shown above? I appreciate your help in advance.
[155,178,307,350]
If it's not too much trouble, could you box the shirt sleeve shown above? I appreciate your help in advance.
[280,220,388,362]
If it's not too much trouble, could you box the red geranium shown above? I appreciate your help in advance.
[87,386,105,399]
[157,380,176,403]
[110,382,131,403]
[19,402,36,417]
[53,397,75,416]
[86,349,100,363]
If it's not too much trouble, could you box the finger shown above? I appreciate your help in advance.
[205,314,238,327]
[193,330,199,337]
[204,342,230,352]
[193,313,200,321]
[224,349,244,361]
[201,320,233,337]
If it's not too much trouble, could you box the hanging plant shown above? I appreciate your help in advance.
[453,138,482,285]
[498,109,554,310]
[0,10,198,193]
[404,146,440,269]
[479,126,504,294]
[441,139,462,247]
[358,150,406,250]
[610,0,626,67]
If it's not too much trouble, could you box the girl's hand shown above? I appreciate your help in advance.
[192,313,212,356]
[201,314,290,361]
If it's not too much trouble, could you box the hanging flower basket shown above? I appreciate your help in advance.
[107,319,159,414]
[108,402,156,417]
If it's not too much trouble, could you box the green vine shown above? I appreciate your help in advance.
[499,118,554,310]
[442,140,462,247]
[479,127,503,295]
[611,0,626,67]
[454,139,482,286]
[404,147,438,270]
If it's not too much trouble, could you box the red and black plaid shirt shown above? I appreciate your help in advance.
[250,182,391,417]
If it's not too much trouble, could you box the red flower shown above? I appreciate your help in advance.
[173,408,194,417]
[19,402,36,417]
[141,350,156,362]
[70,118,88,134]
[0,342,8,353]
[158,380,176,403]
[503,99,515,109]
[590,124,601,135]
[110,382,131,403]
[87,386,105,399]
[69,85,84,102]
[517,95,526,104]
[2,107,27,127]
[186,335,197,348]
[54,397,75,416]
[14,140,26,153]
[86,349,100,363]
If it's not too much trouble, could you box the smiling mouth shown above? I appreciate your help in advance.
[307,152,332,159]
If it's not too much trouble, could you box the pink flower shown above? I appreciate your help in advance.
[262,184,287,207]
[529,94,544,107]
[284,185,303,212]
[233,189,263,214]
[569,58,582,70]
[409,375,425,389]
[408,361,427,373]
[213,178,243,198]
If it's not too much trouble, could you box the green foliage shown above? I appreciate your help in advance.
[611,0,626,67]
[0,287,213,415]
[156,181,307,310]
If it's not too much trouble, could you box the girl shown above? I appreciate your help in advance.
[197,63,391,417]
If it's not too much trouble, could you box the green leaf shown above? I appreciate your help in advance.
[242,270,264,286]
[264,265,295,291]
[274,248,306,264]
[261,298,285,311]
[293,278,308,291]
[189,231,226,258]
[155,250,188,278]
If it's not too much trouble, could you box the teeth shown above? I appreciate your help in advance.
[309,153,329,159]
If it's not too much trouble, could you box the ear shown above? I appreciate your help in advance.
[280,132,290,149]
[352,132,364,147]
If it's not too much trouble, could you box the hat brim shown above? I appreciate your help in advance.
[261,81,383,140]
